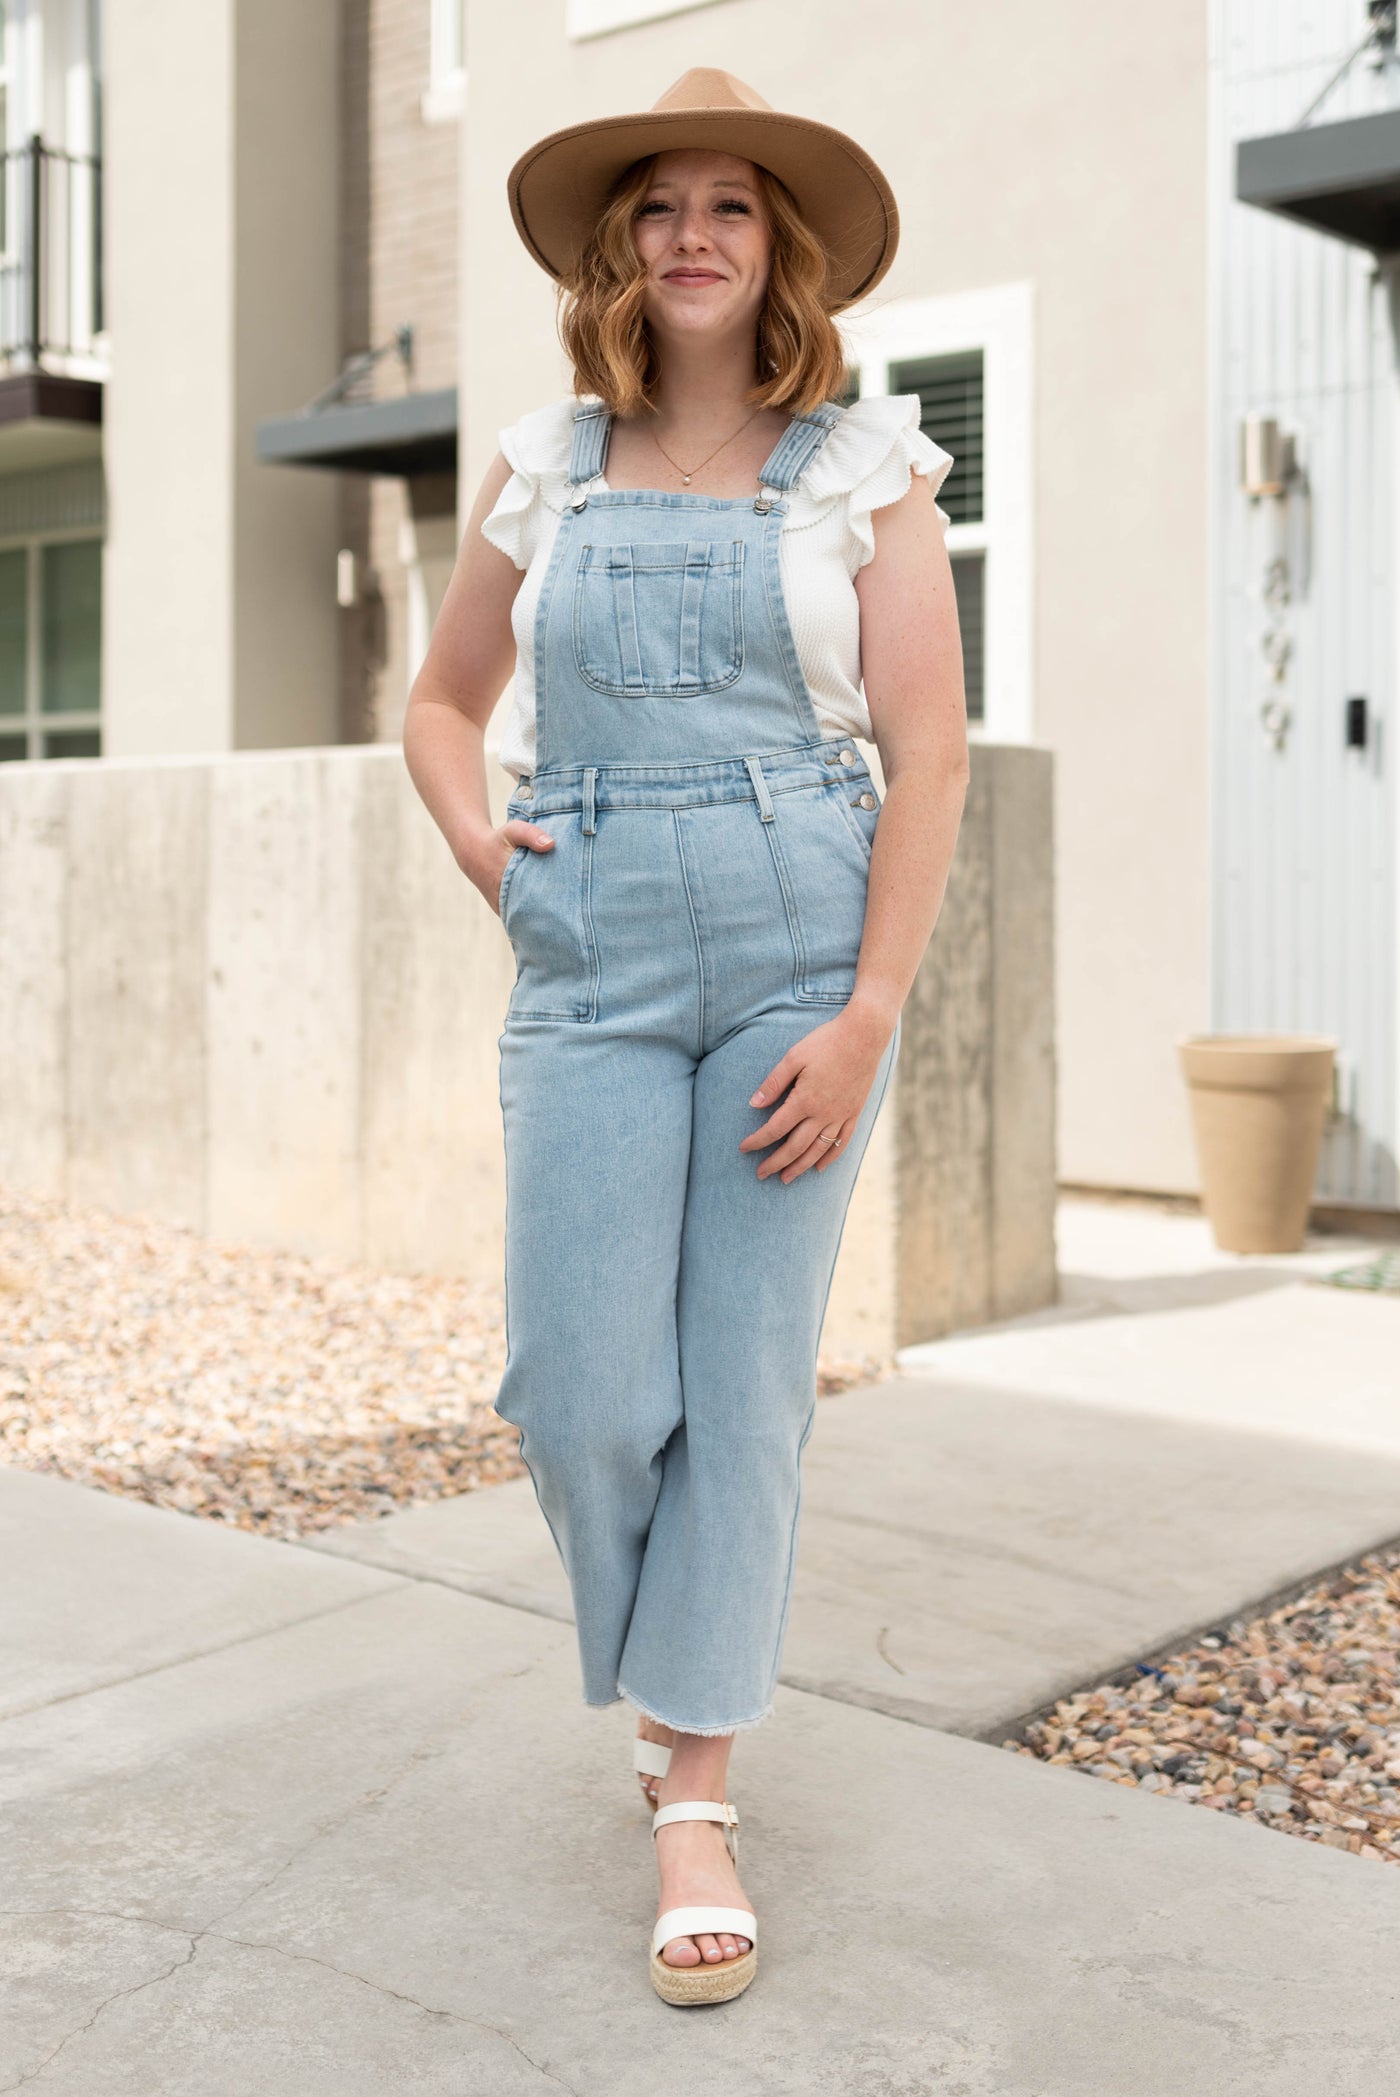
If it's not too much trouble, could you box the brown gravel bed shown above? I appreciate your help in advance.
[0,1187,890,1541]
[1004,1543,1400,1865]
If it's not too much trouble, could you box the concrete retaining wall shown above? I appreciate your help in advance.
[0,742,1055,1350]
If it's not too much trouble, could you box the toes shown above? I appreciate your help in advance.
[662,1936,701,1968]
[716,1933,738,1960]
[695,1934,723,1963]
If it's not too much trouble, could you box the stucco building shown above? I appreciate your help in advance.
[2,0,1395,1219]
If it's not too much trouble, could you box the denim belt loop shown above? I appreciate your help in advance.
[582,766,598,834]
[744,755,775,823]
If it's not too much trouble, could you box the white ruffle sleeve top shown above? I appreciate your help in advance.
[480,393,954,781]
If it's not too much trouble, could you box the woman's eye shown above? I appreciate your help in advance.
[716,199,751,215]
[637,201,670,218]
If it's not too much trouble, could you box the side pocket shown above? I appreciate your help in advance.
[503,816,599,1024]
[831,785,879,863]
[765,787,871,1006]
[496,844,528,926]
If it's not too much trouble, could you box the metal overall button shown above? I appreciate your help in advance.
[857,792,877,810]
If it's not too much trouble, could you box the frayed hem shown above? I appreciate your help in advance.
[617,1681,776,1738]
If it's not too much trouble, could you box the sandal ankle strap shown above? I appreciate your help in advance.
[651,1797,740,1864]
[651,1800,738,1834]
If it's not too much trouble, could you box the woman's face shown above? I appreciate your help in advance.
[631,148,772,346]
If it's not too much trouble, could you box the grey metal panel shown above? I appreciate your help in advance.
[1210,0,1398,1206]
[255,387,458,477]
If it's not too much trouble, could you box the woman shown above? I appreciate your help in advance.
[403,67,969,2005]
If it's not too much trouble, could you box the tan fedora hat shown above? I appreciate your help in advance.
[507,66,899,312]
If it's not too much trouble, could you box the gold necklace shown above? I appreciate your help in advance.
[649,408,764,487]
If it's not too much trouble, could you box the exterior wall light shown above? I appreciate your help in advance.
[1239,413,1296,499]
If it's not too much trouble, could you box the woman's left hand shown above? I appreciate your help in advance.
[739,1003,896,1184]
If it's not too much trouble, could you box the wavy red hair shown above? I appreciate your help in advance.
[557,156,850,418]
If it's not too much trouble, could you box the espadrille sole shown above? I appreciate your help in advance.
[650,1948,757,2005]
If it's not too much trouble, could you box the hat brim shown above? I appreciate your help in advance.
[507,107,899,312]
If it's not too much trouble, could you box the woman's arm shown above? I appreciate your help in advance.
[402,452,561,911]
[740,473,971,1182]
[844,471,971,1029]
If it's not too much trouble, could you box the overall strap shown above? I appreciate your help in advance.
[755,400,846,495]
[568,400,611,489]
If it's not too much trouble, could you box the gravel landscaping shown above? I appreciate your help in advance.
[1004,1545,1400,1866]
[0,1186,890,1541]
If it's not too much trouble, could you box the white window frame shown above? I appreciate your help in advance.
[839,282,1035,745]
[0,524,103,760]
[421,0,464,124]
[567,0,735,40]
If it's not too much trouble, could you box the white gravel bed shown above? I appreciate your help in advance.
[1004,1545,1400,1866]
[0,1186,889,1541]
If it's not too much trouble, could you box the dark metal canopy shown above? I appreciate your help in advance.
[255,386,458,477]
[1236,107,1400,252]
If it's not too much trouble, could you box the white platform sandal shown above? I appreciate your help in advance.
[632,1734,671,1811]
[649,1800,757,2006]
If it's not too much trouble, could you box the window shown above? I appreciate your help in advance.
[0,532,102,761]
[841,283,1034,744]
[422,0,464,124]
[889,350,986,721]
[567,0,734,38]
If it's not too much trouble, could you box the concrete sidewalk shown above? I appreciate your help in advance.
[5,1198,1400,2093]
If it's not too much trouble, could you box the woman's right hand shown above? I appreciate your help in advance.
[474,819,557,917]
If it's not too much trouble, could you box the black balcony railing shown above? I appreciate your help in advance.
[0,133,103,366]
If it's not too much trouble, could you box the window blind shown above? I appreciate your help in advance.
[888,351,984,526]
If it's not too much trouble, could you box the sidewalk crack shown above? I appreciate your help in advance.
[1,1908,578,2095]
[0,1925,198,2093]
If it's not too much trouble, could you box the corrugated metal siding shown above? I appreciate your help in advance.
[1210,0,1398,1205]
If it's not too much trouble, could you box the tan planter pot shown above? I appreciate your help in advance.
[1176,1034,1337,1254]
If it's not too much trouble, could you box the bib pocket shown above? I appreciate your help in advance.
[501,816,599,1024]
[572,539,744,698]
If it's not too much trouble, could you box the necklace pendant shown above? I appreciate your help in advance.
[682,474,691,485]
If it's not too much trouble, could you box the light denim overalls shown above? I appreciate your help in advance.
[494,397,900,1735]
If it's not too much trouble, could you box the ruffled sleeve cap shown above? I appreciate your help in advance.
[789,393,954,566]
[480,391,954,572]
[478,396,581,570]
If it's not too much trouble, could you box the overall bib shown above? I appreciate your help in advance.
[494,398,900,1734]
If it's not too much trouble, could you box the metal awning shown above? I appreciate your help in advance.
[255,386,458,477]
[1236,107,1400,252]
